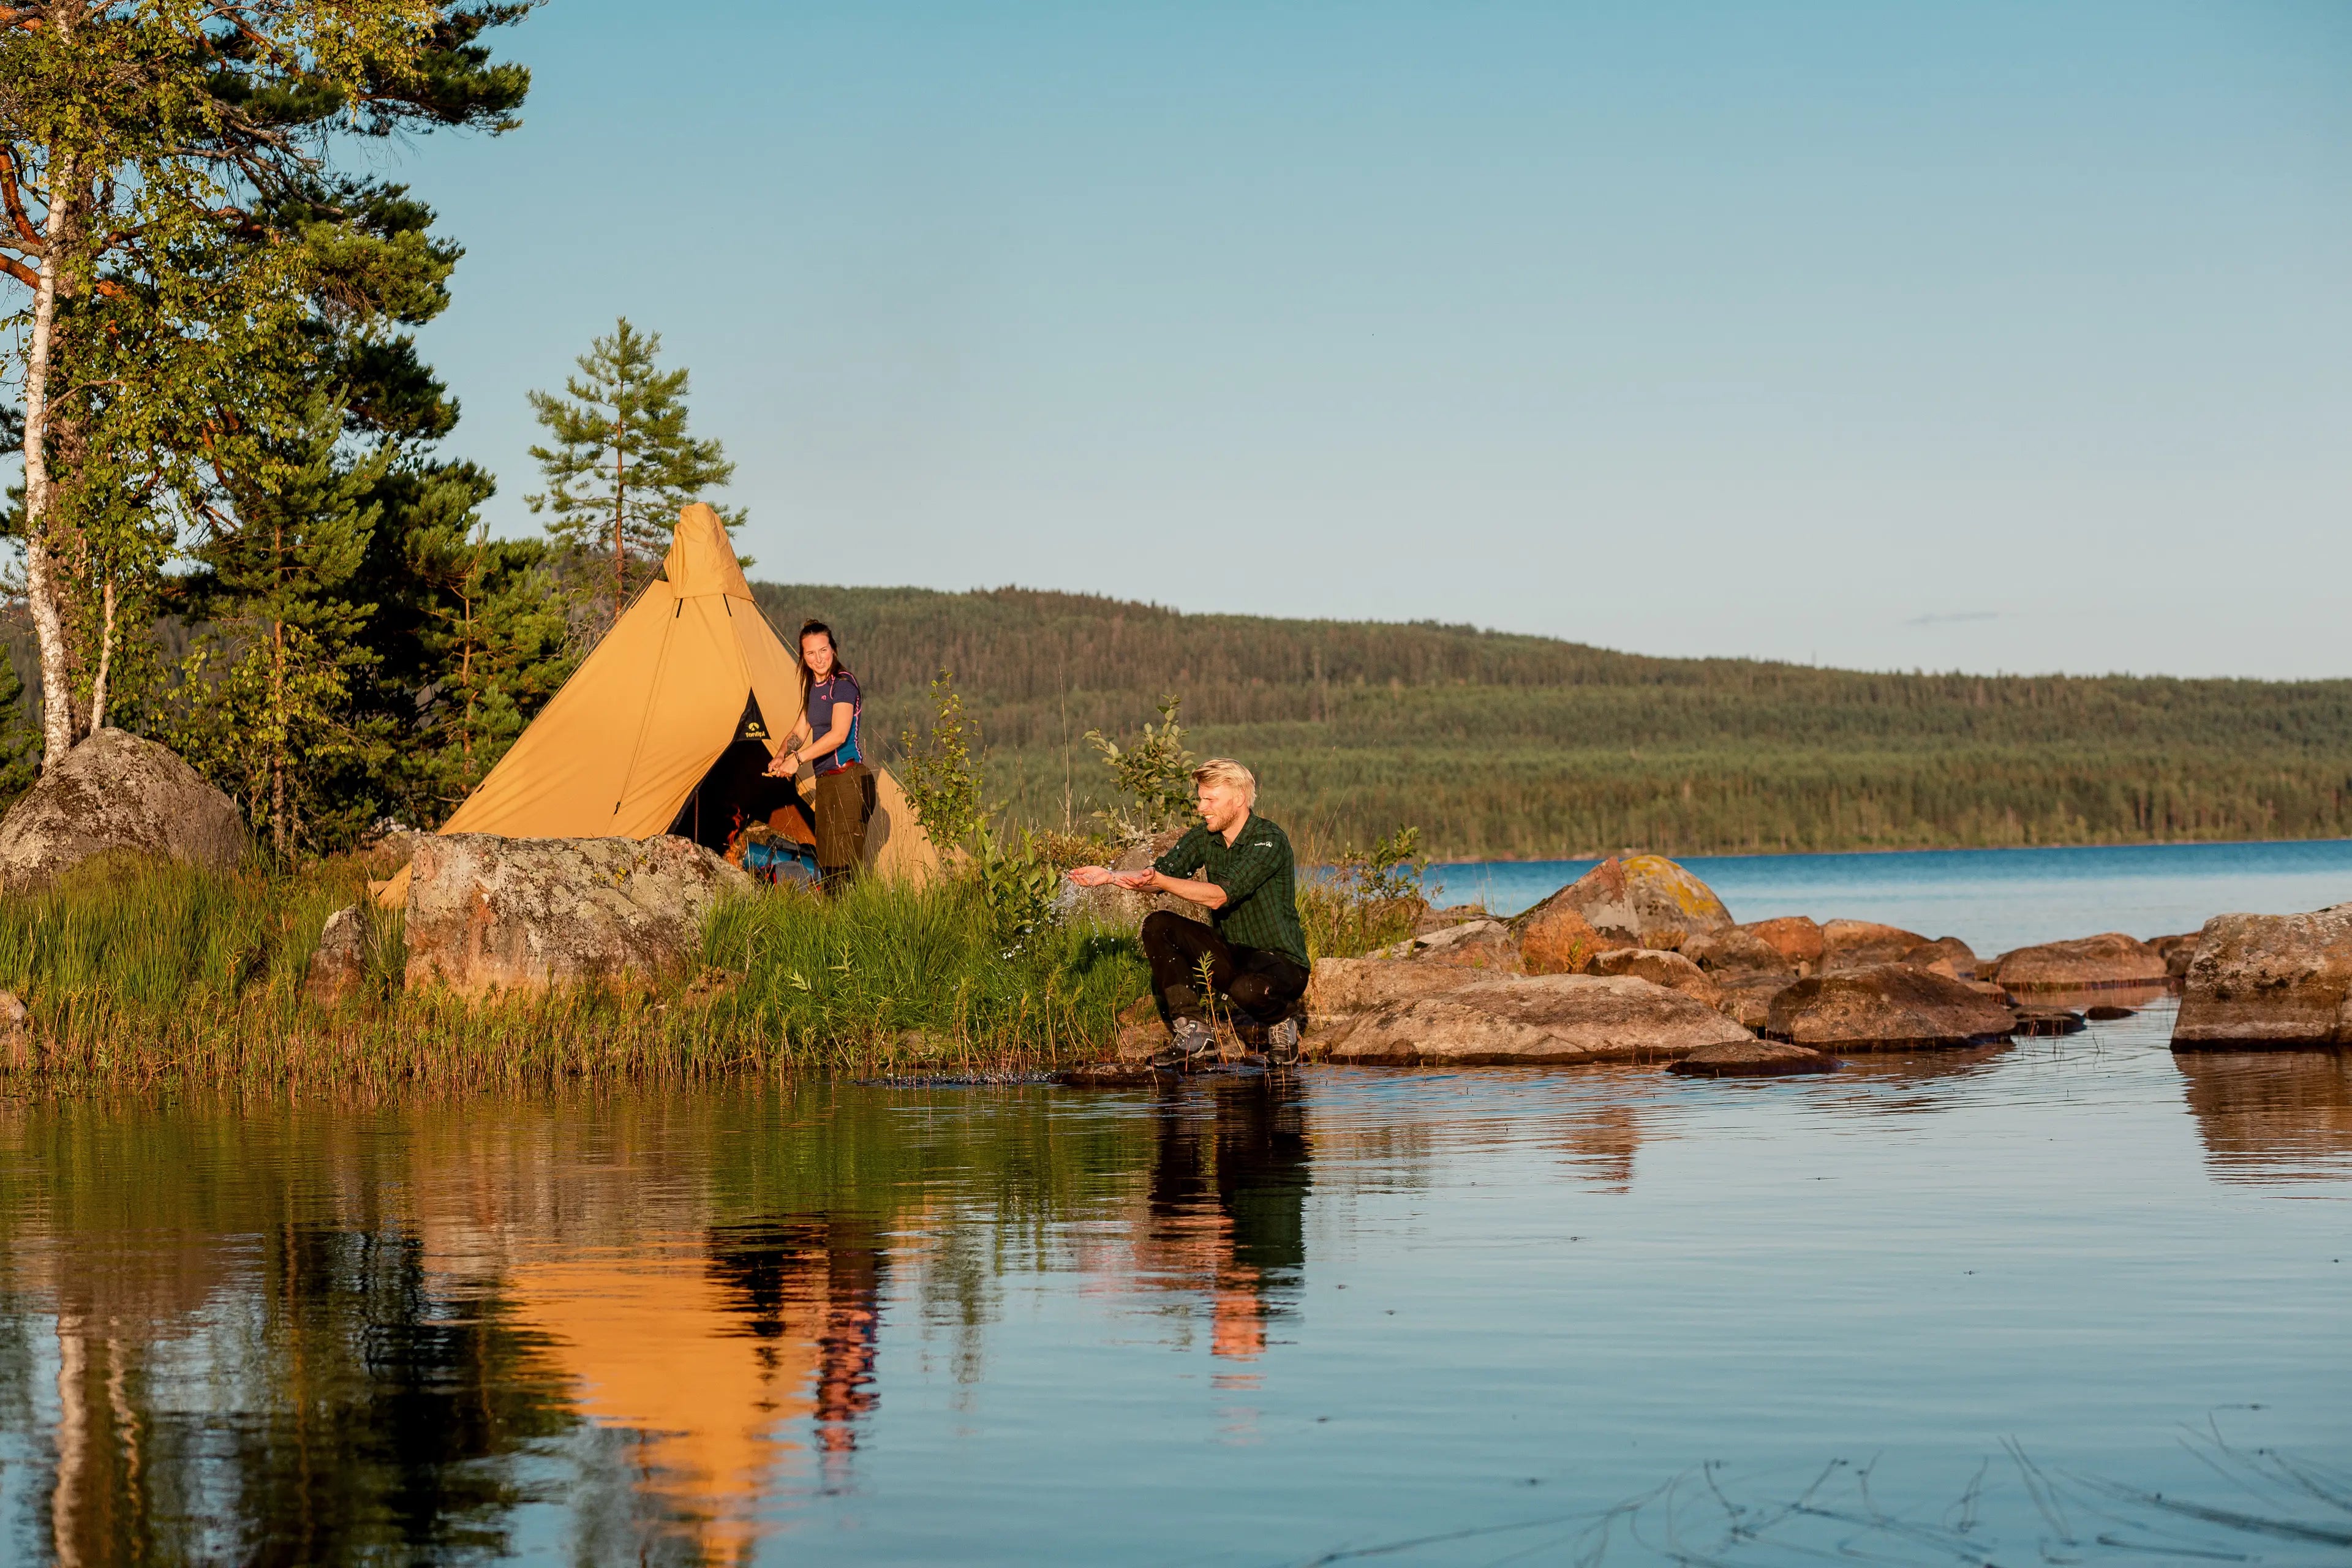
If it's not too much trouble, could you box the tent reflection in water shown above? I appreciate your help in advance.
[386,502,937,900]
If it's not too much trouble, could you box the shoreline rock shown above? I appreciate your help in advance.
[1989,932,2167,992]
[1767,963,2015,1050]
[1517,855,1732,952]
[2173,907,2352,1049]
[1668,1039,1837,1077]
[0,729,247,892]
[1322,972,1752,1066]
[404,834,752,998]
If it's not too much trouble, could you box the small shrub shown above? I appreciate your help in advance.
[1084,694,1196,843]
[1301,824,1431,959]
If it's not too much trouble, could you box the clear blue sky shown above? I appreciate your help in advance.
[404,1,2351,678]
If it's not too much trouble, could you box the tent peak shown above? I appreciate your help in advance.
[663,502,754,599]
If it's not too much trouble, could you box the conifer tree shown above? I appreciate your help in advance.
[0,654,39,806]
[172,398,391,858]
[526,318,739,622]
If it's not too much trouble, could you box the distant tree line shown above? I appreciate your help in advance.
[752,584,2352,860]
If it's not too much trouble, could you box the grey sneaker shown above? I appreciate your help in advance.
[1265,1016,1302,1066]
[1153,1016,1217,1069]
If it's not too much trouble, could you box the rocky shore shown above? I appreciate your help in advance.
[1284,853,2350,1072]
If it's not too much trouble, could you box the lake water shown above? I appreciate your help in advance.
[1426,838,2352,953]
[2,846,2350,1564]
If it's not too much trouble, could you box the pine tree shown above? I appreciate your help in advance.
[526,318,739,622]
[403,514,575,821]
[171,398,391,858]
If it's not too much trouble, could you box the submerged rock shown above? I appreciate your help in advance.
[1989,933,2167,992]
[1322,973,1752,1066]
[0,729,247,892]
[1820,919,1930,971]
[1668,1039,1837,1077]
[1520,855,1732,951]
[2011,1008,2087,1036]
[404,834,752,998]
[2173,907,2352,1049]
[1767,963,2015,1050]
[2084,1004,2136,1022]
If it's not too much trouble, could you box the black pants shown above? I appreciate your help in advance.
[1141,911,1309,1027]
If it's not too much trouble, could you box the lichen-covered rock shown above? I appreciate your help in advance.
[404,834,753,997]
[1588,946,1723,1006]
[1767,963,2016,1050]
[1743,916,1825,970]
[1306,956,1488,1019]
[1668,1039,1836,1077]
[1990,932,2167,992]
[1518,855,1732,952]
[0,729,247,892]
[1518,904,1619,975]
[1322,973,1752,1066]
[305,904,369,1008]
[1820,919,1930,971]
[2173,907,2352,1049]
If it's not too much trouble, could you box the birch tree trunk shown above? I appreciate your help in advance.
[20,146,81,767]
[87,579,115,733]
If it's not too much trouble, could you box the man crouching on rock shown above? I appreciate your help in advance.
[1067,759,1310,1069]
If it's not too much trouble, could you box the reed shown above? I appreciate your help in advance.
[0,859,1150,1091]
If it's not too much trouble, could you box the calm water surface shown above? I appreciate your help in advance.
[2,850,2349,1564]
[1426,839,2352,951]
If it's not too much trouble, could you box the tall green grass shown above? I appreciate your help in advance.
[0,859,1150,1091]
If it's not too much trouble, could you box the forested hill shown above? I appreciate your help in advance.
[750,582,2352,860]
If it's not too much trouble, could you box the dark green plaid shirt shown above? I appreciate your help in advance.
[1155,813,1308,967]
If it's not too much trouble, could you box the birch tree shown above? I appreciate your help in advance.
[0,0,529,769]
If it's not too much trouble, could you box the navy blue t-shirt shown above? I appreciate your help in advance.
[806,671,864,775]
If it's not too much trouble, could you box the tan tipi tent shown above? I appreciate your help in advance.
[377,503,936,905]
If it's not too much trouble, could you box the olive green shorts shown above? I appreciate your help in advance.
[813,763,876,872]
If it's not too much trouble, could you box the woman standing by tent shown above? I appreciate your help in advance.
[767,620,875,892]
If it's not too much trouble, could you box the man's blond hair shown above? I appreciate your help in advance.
[1192,758,1257,806]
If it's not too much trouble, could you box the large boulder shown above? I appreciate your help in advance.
[1322,973,1752,1066]
[1989,932,2167,992]
[404,834,753,997]
[1306,956,1488,1019]
[0,729,246,892]
[1743,916,1825,970]
[1767,963,2016,1050]
[2172,907,2352,1049]
[1820,919,1929,971]
[1518,855,1732,952]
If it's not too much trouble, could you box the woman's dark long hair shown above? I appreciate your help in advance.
[796,619,851,707]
